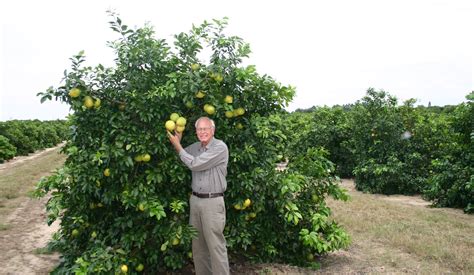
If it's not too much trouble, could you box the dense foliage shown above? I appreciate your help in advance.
[285,90,473,213]
[0,119,67,162]
[35,14,350,274]
[423,93,473,213]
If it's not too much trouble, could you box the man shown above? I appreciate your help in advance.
[168,116,230,275]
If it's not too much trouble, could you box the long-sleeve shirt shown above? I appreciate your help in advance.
[179,137,228,193]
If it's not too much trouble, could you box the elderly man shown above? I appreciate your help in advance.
[168,116,230,275]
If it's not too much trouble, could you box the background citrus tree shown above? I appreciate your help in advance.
[36,13,350,273]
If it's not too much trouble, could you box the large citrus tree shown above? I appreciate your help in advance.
[37,13,349,273]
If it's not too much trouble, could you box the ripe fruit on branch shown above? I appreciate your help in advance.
[213,73,223,82]
[103,168,111,177]
[121,264,128,273]
[191,63,200,71]
[141,153,151,162]
[83,96,94,109]
[195,91,206,98]
[235,107,245,116]
[176,126,185,133]
[94,98,101,108]
[134,155,143,162]
[68,87,81,98]
[243,198,251,208]
[204,104,215,115]
[225,111,234,118]
[176,117,187,127]
[172,237,180,246]
[135,264,144,272]
[224,95,233,104]
[170,113,180,122]
[165,120,176,131]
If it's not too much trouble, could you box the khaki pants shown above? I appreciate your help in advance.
[189,195,230,275]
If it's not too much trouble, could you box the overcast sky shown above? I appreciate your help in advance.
[1,0,472,121]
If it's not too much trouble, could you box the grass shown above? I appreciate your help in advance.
[0,146,66,222]
[326,181,474,273]
[0,223,11,231]
[33,246,55,255]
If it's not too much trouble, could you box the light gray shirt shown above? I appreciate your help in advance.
[179,137,228,193]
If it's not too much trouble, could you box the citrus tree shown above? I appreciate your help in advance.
[36,13,350,273]
[348,89,413,194]
[283,106,355,178]
[424,92,474,213]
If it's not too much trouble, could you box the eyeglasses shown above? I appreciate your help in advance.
[196,127,213,132]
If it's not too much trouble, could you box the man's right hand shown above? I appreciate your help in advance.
[168,130,183,153]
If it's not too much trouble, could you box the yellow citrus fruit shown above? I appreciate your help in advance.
[225,111,234,118]
[121,264,128,273]
[71,229,79,237]
[103,168,111,177]
[165,120,176,131]
[185,101,193,108]
[191,63,200,71]
[235,107,245,116]
[214,73,223,82]
[94,98,101,108]
[224,95,233,104]
[91,231,97,238]
[176,125,185,133]
[204,105,215,115]
[196,91,206,98]
[83,96,94,108]
[243,198,251,208]
[138,203,145,211]
[249,212,257,218]
[142,154,151,162]
[135,264,144,272]
[68,87,81,98]
[176,117,187,127]
[170,113,180,122]
[236,123,244,130]
[172,237,180,246]
[234,204,242,210]
[134,155,143,162]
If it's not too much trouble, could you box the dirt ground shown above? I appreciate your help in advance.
[0,150,450,274]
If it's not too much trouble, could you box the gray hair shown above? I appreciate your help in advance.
[195,117,216,129]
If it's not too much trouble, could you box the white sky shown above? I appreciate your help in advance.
[1,0,473,121]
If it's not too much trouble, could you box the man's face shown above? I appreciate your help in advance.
[196,119,215,145]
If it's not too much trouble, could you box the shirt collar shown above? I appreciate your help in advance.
[200,137,215,151]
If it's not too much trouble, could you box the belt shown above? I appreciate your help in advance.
[192,191,224,198]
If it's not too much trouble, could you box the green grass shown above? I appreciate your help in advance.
[327,182,474,273]
[33,246,55,255]
[0,147,66,222]
[0,223,11,231]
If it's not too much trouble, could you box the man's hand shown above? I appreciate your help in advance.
[168,130,183,153]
